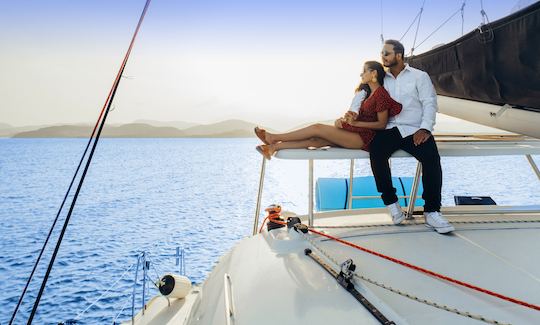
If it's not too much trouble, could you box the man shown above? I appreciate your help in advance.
[371,39,454,234]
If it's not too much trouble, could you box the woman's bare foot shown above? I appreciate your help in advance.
[265,132,276,144]
[254,127,269,144]
[255,144,276,160]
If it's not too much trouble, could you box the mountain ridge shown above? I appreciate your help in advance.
[8,120,280,138]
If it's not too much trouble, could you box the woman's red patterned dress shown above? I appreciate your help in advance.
[342,87,402,151]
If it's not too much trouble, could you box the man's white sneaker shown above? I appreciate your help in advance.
[424,211,454,234]
[386,202,405,225]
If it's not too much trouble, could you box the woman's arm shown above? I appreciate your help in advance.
[347,110,389,130]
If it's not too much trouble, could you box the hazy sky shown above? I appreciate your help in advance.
[0,0,518,129]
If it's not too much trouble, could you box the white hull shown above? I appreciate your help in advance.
[437,96,540,139]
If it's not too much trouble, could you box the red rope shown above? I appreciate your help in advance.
[89,0,151,137]
[259,214,283,233]
[307,227,540,311]
[259,216,270,233]
[265,218,539,311]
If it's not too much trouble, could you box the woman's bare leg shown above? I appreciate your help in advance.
[267,124,364,149]
[273,137,332,151]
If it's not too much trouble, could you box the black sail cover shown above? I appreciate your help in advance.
[407,1,540,112]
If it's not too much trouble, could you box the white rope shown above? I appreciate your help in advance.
[112,294,133,324]
[299,229,510,324]
[73,262,135,320]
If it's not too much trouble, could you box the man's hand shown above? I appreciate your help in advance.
[413,129,432,146]
[334,118,344,128]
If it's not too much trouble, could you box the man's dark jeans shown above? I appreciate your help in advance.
[369,127,442,212]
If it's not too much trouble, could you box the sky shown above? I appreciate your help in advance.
[0,0,522,130]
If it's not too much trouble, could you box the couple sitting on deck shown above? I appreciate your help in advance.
[254,40,454,234]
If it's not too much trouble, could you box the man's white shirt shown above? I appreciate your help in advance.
[348,89,366,114]
[383,63,438,137]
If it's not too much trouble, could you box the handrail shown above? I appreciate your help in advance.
[252,158,266,235]
[406,163,422,219]
[347,159,354,209]
[224,273,235,325]
[526,154,540,181]
[253,138,540,234]
[308,159,314,226]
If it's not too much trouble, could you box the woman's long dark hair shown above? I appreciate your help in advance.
[355,61,386,98]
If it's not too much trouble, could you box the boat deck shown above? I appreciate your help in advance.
[168,210,540,325]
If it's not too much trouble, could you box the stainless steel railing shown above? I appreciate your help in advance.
[252,152,540,235]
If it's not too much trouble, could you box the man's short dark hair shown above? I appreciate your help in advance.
[384,39,405,58]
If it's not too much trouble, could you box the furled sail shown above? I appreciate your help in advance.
[407,1,540,112]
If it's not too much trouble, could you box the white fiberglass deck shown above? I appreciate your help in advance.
[153,211,540,325]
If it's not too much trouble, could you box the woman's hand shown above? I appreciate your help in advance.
[344,111,357,121]
[344,114,356,124]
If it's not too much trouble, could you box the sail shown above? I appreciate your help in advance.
[407,1,540,112]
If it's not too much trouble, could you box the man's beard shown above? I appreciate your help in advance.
[384,59,398,67]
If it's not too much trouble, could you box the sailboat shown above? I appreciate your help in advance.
[9,1,540,324]
[125,2,540,324]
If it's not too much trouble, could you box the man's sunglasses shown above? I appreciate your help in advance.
[381,51,394,56]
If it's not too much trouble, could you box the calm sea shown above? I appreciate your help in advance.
[1,138,539,324]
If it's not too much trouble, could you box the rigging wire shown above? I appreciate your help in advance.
[380,0,384,43]
[411,5,465,54]
[410,0,426,56]
[461,0,466,36]
[112,294,133,324]
[23,0,152,323]
[73,262,136,321]
[480,0,490,25]
[9,60,117,325]
[399,10,422,42]
[9,144,93,324]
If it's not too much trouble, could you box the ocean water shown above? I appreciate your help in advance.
[1,138,539,324]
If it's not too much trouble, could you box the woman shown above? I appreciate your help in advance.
[254,61,402,159]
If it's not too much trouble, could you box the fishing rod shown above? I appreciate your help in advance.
[13,1,153,323]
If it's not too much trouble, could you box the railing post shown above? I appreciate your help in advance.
[182,248,186,276]
[131,254,141,324]
[406,162,422,219]
[526,154,540,181]
[348,159,354,209]
[309,159,314,227]
[142,253,147,314]
[253,158,266,235]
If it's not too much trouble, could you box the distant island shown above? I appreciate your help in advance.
[4,119,287,138]
[1,116,508,138]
